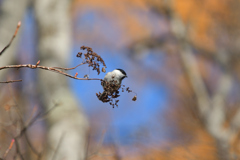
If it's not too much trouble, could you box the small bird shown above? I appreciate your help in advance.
[99,69,127,101]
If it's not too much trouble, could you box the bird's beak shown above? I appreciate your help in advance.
[125,76,128,78]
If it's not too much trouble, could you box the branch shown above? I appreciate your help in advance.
[156,1,211,119]
[206,72,232,140]
[3,139,15,159]
[87,130,106,159]
[0,45,106,84]
[0,79,22,83]
[179,43,210,117]
[0,21,21,56]
[14,137,25,160]
[51,132,65,160]
[16,104,59,139]
[8,104,59,159]
[231,108,240,132]
[202,50,232,141]
[52,62,85,70]
[0,63,102,82]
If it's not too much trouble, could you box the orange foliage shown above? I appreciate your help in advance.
[72,0,158,46]
[89,129,217,160]
[73,0,237,52]
[174,0,213,52]
[173,0,239,52]
[167,129,217,160]
[230,131,240,158]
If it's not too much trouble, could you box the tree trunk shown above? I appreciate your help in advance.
[33,0,89,159]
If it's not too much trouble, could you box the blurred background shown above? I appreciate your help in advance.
[1,0,240,159]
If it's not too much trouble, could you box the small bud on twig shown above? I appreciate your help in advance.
[74,72,78,78]
[36,60,40,66]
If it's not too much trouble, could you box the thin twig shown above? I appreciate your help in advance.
[25,105,38,125]
[87,130,106,159]
[0,79,22,83]
[7,82,25,125]
[37,142,47,160]
[0,64,102,81]
[84,129,91,160]
[14,138,25,160]
[16,104,59,138]
[3,139,15,159]
[24,132,41,157]
[0,21,21,56]
[51,132,65,160]
[6,104,59,160]
[52,62,85,70]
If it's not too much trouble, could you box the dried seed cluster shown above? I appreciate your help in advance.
[96,82,137,108]
[77,46,106,75]
[122,85,137,101]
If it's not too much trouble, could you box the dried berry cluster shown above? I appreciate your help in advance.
[77,46,106,75]
[96,80,121,107]
[122,85,137,101]
[121,85,137,101]
[96,82,137,108]
[121,85,132,93]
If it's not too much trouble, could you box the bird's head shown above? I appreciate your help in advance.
[114,69,127,80]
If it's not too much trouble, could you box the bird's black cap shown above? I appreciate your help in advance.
[116,68,127,76]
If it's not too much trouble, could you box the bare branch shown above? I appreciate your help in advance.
[3,139,15,159]
[52,62,86,70]
[87,130,106,159]
[16,104,59,139]
[14,138,25,160]
[0,21,21,56]
[0,63,102,82]
[51,132,65,160]
[207,70,232,140]
[179,44,210,117]
[1,104,59,160]
[203,50,233,141]
[231,108,240,132]
[23,132,41,157]
[0,79,22,83]
[160,1,211,118]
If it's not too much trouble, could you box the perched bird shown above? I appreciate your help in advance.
[98,69,127,101]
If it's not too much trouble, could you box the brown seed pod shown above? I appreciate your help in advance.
[102,67,106,73]
[132,95,137,101]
